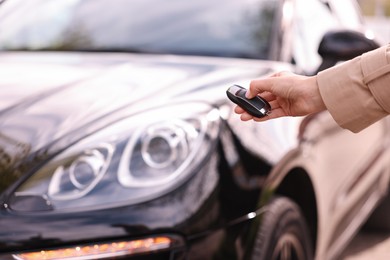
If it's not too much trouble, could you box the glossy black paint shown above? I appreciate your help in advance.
[0,53,276,259]
[0,1,383,259]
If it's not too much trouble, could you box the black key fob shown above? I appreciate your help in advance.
[226,84,271,118]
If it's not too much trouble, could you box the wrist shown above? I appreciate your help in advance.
[309,76,327,114]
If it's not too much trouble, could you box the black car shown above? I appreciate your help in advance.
[0,0,388,260]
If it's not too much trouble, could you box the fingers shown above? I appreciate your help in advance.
[246,71,294,99]
[246,77,279,99]
[268,99,280,110]
[259,91,276,103]
[234,106,254,121]
[246,79,271,99]
[270,71,294,78]
[237,109,285,122]
[252,108,285,122]
[240,112,254,121]
[234,105,245,114]
[234,103,286,122]
[234,95,281,119]
[234,71,302,122]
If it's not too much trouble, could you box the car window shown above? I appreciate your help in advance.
[0,0,279,60]
[292,0,339,74]
[328,0,363,30]
[291,0,364,74]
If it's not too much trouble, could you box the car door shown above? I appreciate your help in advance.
[300,111,390,259]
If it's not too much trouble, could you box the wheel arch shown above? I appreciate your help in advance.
[274,167,318,253]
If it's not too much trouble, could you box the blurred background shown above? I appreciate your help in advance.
[359,0,390,43]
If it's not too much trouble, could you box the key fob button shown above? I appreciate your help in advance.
[226,84,271,118]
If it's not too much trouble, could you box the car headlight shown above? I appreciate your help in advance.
[9,102,220,212]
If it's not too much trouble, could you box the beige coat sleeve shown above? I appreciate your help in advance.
[316,44,390,133]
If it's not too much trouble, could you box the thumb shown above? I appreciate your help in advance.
[245,88,254,99]
[246,71,295,99]
[246,78,272,99]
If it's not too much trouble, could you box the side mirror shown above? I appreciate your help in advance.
[316,30,380,73]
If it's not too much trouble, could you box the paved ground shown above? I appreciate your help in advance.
[341,230,390,260]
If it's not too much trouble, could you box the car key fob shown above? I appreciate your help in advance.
[226,84,271,118]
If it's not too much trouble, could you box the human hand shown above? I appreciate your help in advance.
[234,71,327,122]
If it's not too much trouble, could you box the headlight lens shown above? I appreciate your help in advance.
[10,102,220,211]
[119,118,206,187]
[48,143,114,200]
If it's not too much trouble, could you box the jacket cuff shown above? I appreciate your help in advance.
[361,45,390,113]
[317,47,388,133]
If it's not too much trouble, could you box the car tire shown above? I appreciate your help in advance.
[251,196,313,260]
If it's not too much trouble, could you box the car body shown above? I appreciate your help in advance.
[0,0,389,260]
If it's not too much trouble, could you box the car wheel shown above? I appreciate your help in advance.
[251,196,313,260]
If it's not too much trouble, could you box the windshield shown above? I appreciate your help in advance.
[0,0,278,59]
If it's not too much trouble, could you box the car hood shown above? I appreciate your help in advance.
[0,51,286,193]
